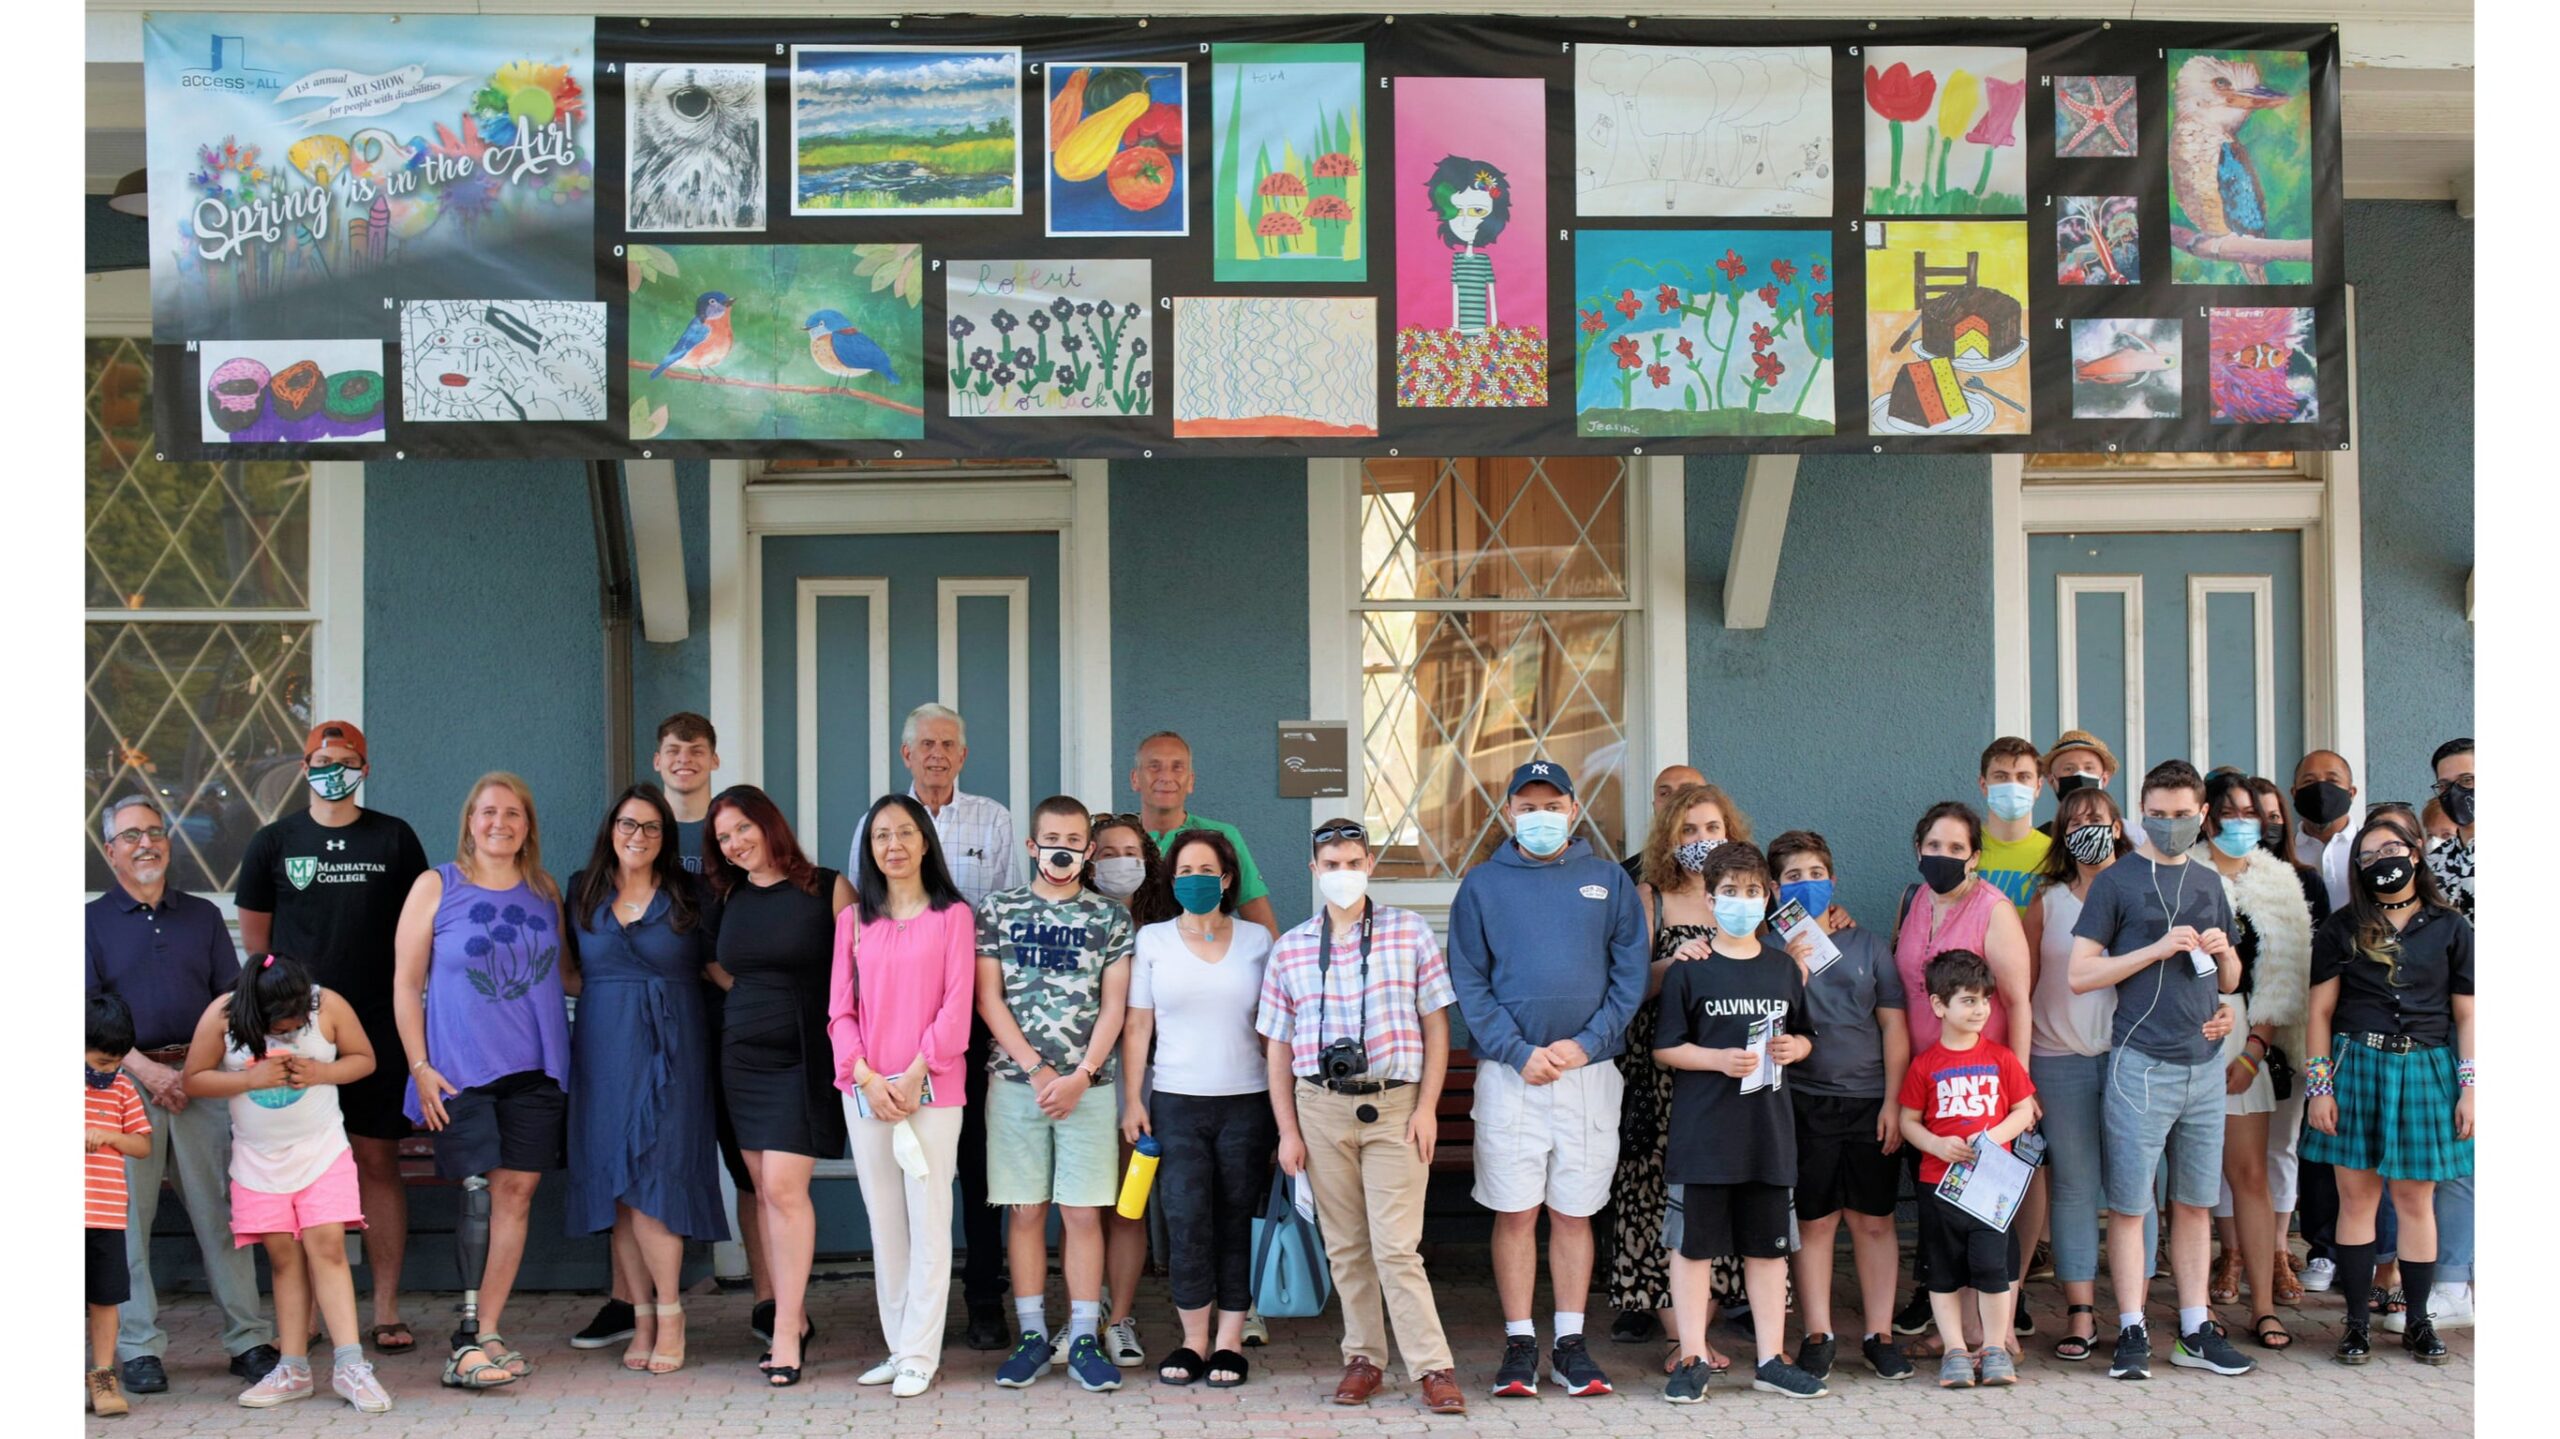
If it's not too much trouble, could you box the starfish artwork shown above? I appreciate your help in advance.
[2056,75,2138,159]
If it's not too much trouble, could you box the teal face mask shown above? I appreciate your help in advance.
[305,763,363,802]
[1513,810,1572,857]
[1713,894,1767,938]
[1986,781,2037,822]
[2212,819,2263,858]
[1172,873,1226,915]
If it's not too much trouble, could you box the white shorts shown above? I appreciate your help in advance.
[1470,1058,1624,1218]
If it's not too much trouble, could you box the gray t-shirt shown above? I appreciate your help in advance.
[2071,852,2234,1064]
[1793,923,1907,1099]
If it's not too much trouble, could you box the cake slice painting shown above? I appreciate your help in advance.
[1864,221,2028,436]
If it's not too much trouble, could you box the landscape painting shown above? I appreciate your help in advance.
[1863,220,2029,436]
[625,244,925,441]
[790,45,1021,216]
[1574,45,1832,217]
[1862,47,2028,215]
[1573,230,1835,438]
[1172,297,1375,438]
[1395,77,1547,408]
[1211,43,1366,282]
[2169,50,2314,284]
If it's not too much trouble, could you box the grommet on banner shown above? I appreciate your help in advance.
[641,450,653,459]
[893,448,906,458]
[1873,444,1884,454]
[2106,442,2119,453]
[155,452,165,463]
[1387,448,1399,457]
[890,17,902,27]
[638,16,649,26]
[1143,449,1154,458]
[395,450,406,460]
[1138,17,1150,26]
[1632,446,1644,456]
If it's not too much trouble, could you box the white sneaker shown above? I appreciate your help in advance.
[891,1365,935,1398]
[858,1358,902,1385]
[2427,1282,2475,1329]
[239,1363,315,1407]
[1104,1318,1144,1368]
[2300,1257,2336,1292]
[331,1360,393,1414]
[1241,1311,1269,1348]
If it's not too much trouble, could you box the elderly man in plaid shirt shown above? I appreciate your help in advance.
[1259,819,1467,1416]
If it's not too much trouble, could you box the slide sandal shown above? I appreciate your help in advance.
[370,1322,414,1354]
[1156,1347,1206,1386]
[1205,1349,1251,1389]
[2252,1315,2295,1351]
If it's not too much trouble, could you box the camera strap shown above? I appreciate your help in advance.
[1315,899,1375,1052]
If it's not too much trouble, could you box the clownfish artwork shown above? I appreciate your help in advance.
[2208,306,2317,424]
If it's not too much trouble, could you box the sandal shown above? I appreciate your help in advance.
[2251,1314,2294,1351]
[2273,1251,2305,1306]
[623,1309,656,1372]
[441,1342,519,1389]
[1156,1347,1207,1386]
[477,1333,532,1378]
[1205,1349,1250,1389]
[647,1304,686,1375]
[2209,1252,2241,1306]
[765,1364,803,1387]
[369,1322,415,1355]
[2053,1305,2098,1362]
[2377,1287,2407,1317]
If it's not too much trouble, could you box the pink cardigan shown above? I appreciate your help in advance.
[825,902,977,1106]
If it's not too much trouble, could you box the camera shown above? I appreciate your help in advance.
[1318,1037,1370,1082]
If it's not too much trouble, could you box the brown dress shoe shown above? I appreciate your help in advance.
[1418,1368,1466,1414]
[1332,1357,1385,1406]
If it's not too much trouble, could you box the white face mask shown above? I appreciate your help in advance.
[1092,855,1145,899]
[1317,868,1370,910]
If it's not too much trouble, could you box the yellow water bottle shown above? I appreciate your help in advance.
[1117,1135,1162,1219]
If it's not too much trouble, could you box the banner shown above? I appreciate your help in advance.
[144,14,2348,461]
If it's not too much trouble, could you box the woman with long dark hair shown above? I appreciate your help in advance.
[2303,814,2474,1367]
[703,784,854,1387]
[563,783,724,1375]
[828,793,976,1397]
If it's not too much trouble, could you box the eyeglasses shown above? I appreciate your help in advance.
[2434,773,2474,791]
[614,817,665,838]
[1311,821,1368,853]
[108,826,168,848]
[2357,840,2412,861]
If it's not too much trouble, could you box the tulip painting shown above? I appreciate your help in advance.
[1864,47,2027,214]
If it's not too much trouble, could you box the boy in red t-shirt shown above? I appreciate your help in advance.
[1897,950,2038,1390]
[86,994,154,1417]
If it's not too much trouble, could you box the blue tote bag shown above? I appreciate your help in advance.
[1249,1169,1333,1318]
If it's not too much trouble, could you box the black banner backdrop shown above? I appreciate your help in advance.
[149,14,2346,462]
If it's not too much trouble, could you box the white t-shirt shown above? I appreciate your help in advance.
[1130,918,1274,1097]
[2030,883,2118,1058]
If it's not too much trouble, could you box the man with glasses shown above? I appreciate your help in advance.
[84,795,278,1395]
[1131,731,1278,936]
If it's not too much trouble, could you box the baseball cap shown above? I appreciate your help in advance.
[1505,759,1575,798]
[305,720,368,767]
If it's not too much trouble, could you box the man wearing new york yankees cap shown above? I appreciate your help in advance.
[235,720,432,1354]
[1447,760,1648,1400]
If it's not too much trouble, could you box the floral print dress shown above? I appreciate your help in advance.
[1608,921,1747,1315]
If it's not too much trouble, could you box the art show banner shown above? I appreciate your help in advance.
[142,13,2347,461]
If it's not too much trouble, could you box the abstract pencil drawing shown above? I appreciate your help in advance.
[1172,297,1375,438]
[790,45,1021,215]
[2209,307,2317,424]
[2169,50,2314,283]
[2071,318,2181,419]
[200,339,387,444]
[400,300,608,422]
[627,63,768,232]
[1863,47,2027,215]
[1574,45,1832,217]
[1395,77,1546,408]
[946,260,1153,418]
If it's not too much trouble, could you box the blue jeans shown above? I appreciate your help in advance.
[2030,1052,2157,1285]
[2434,1175,2473,1283]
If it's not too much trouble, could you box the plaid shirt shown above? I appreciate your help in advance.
[854,786,1020,911]
[1255,904,1454,1083]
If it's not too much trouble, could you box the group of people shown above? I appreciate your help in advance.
[81,705,2477,1416]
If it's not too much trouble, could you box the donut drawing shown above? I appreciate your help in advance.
[205,357,271,433]
[267,360,327,422]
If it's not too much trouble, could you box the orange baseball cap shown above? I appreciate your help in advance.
[304,720,368,766]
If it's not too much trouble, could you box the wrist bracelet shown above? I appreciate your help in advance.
[409,1058,430,1074]
[2457,1058,2477,1089]
[2304,1054,2335,1098]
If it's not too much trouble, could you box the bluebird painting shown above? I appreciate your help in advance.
[625,246,922,441]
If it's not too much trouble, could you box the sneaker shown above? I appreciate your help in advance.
[891,1365,934,1398]
[2402,1318,2449,1366]
[1663,1356,1711,1404]
[1752,1357,1827,1399]
[228,1345,283,1382]
[2172,1320,2256,1376]
[1551,1335,1611,1396]
[1863,1333,1914,1381]
[1063,1334,1122,1393]
[570,1297,637,1349]
[1796,1332,1835,1381]
[2012,1300,2036,1337]
[1492,1335,1540,1397]
[331,1360,392,1414]
[1892,1289,1933,1336]
[238,1364,315,1408]
[2109,1322,2152,1380]
[993,1331,1056,1388]
[1977,1347,2017,1387]
[2393,1282,2474,1331]
[1104,1318,1144,1369]
[2335,1323,2372,1365]
[2300,1257,2337,1293]
[1241,1311,1268,1348]
[118,1357,167,1395]
[1938,1351,1978,1389]
[2027,1242,2057,1282]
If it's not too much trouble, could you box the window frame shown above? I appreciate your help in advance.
[1305,455,1686,921]
[82,314,365,912]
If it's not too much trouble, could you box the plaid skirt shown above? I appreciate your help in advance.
[2301,1042,2472,1181]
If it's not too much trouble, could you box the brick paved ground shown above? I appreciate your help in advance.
[94,1248,2470,1436]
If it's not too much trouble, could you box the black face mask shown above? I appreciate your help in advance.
[2293,780,2352,827]
[2358,854,2415,896]
[2441,783,2475,829]
[1917,853,1969,895]
[2053,773,2104,799]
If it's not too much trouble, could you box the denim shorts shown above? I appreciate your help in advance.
[2099,1049,2225,1214]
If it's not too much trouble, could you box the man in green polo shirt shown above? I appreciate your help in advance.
[1130,730,1277,937]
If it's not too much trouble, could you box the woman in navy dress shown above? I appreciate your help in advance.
[565,784,725,1375]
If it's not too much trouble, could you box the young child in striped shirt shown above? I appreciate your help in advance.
[85,993,154,1417]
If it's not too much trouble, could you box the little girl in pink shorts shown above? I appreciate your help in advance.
[182,952,392,1413]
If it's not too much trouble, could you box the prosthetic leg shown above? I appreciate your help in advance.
[440,1176,514,1388]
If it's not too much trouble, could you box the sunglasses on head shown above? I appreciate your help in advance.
[1311,821,1368,853]
[1092,812,1144,831]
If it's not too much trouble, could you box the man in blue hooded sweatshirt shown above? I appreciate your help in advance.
[1448,760,1649,1401]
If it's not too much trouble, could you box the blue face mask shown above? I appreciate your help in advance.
[1778,878,1834,920]
[1713,894,1767,938]
[1514,810,1572,857]
[2211,819,2263,859]
[1172,873,1225,916]
[1985,781,2037,822]
[84,1064,119,1091]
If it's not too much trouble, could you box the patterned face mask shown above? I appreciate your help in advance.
[306,763,364,802]
[84,1065,119,1091]
[1675,838,1723,874]
[2064,823,2116,867]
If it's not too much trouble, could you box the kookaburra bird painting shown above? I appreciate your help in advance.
[628,64,769,232]
[2168,52,2317,281]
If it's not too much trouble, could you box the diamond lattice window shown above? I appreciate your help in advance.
[86,339,316,894]
[1359,458,1635,880]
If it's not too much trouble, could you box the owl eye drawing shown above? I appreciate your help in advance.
[628,63,769,233]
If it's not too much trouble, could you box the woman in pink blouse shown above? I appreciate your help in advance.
[828,794,978,1398]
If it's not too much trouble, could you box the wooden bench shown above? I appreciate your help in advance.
[1431,1049,1479,1171]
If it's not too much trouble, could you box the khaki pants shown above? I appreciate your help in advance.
[1296,1080,1451,1379]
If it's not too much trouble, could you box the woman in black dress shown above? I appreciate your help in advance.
[703,784,855,1387]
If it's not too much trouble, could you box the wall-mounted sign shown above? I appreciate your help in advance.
[1277,720,1350,800]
